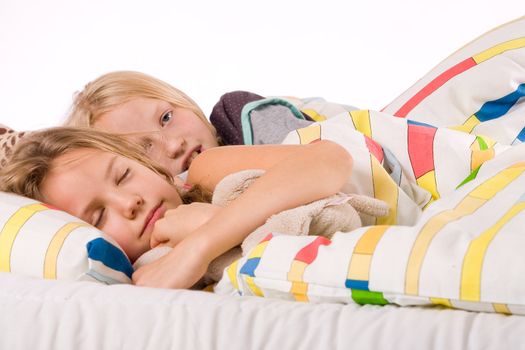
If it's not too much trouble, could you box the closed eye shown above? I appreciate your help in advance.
[94,208,105,228]
[117,168,130,185]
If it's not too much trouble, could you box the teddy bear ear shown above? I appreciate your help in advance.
[347,194,390,218]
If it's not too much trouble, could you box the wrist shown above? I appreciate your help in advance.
[184,231,215,264]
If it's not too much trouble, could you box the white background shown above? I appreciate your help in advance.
[0,0,523,131]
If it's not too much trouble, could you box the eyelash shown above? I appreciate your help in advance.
[94,209,105,228]
[117,168,130,185]
[160,111,172,127]
[93,168,130,227]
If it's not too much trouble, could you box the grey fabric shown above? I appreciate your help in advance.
[250,104,313,145]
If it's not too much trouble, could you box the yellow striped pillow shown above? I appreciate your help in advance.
[0,191,133,284]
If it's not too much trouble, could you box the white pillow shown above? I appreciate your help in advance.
[0,191,132,284]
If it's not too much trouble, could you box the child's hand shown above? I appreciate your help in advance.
[150,203,222,248]
[132,235,211,289]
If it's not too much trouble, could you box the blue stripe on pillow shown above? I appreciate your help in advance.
[86,238,133,278]
[86,269,125,285]
[239,258,260,277]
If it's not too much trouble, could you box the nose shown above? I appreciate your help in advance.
[121,194,144,219]
[164,137,185,160]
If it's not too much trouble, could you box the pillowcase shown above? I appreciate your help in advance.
[0,124,27,168]
[0,191,133,284]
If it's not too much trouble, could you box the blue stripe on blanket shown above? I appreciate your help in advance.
[476,83,525,122]
[345,279,369,291]
[515,127,525,142]
[407,119,436,128]
[86,238,133,278]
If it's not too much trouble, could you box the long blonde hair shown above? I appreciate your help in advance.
[65,70,217,137]
[0,127,210,204]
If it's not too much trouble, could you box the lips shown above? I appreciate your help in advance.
[141,202,165,237]
[183,145,202,171]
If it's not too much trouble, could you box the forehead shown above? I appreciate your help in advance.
[40,148,113,215]
[95,97,170,133]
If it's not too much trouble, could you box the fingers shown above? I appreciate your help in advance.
[150,222,169,248]
[150,204,217,249]
[150,217,170,248]
[150,215,185,248]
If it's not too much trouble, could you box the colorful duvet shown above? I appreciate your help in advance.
[215,16,525,315]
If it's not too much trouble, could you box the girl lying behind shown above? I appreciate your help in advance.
[65,71,323,180]
[65,71,221,179]
[0,127,352,289]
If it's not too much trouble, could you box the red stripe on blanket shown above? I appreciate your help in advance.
[408,123,437,178]
[365,136,384,163]
[295,236,331,264]
[394,57,476,118]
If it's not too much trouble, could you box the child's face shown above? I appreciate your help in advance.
[40,148,183,262]
[94,97,219,177]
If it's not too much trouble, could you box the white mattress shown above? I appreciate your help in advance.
[1,273,524,349]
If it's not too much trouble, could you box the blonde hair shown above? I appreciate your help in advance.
[0,127,211,204]
[65,70,217,138]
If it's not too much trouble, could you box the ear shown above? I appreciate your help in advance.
[347,194,390,218]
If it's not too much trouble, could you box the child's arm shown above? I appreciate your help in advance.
[132,140,352,289]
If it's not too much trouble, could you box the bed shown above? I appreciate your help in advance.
[2,273,525,349]
[1,16,525,349]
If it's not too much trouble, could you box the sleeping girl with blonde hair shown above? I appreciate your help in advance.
[0,127,352,289]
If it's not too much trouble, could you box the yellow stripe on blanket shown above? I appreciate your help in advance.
[347,226,390,282]
[302,109,327,122]
[429,297,453,307]
[289,261,310,302]
[405,198,485,295]
[469,135,496,171]
[416,170,439,201]
[493,303,511,315]
[473,37,525,64]
[405,163,525,296]
[371,157,398,225]
[296,124,321,144]
[291,281,309,302]
[349,110,372,138]
[461,201,525,301]
[449,114,481,134]
[0,204,48,272]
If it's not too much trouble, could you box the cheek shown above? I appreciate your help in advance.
[103,221,132,253]
[174,113,210,135]
[189,120,217,145]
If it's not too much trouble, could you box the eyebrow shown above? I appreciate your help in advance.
[80,154,118,221]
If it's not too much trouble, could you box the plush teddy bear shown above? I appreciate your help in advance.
[133,169,389,286]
